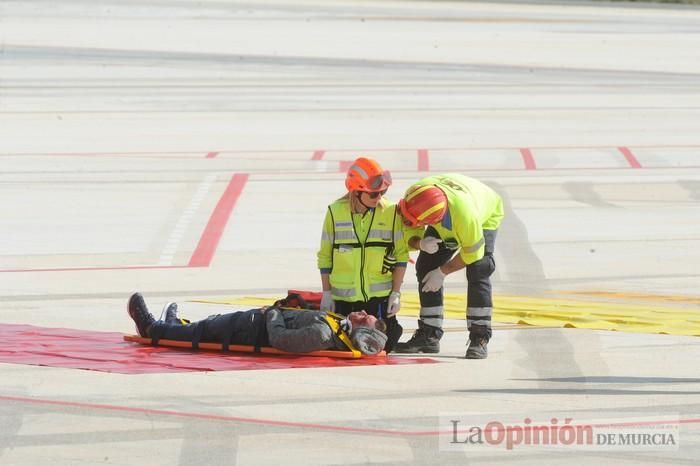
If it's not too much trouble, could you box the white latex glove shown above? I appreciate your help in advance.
[421,267,446,292]
[419,237,442,254]
[387,291,401,317]
[320,290,335,312]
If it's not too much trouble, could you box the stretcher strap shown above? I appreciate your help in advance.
[324,312,361,358]
[191,321,205,350]
[149,323,164,347]
[253,311,265,353]
[220,316,233,353]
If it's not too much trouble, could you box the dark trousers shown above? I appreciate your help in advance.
[334,297,403,353]
[416,227,497,339]
[149,309,269,348]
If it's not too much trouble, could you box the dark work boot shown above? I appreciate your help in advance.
[465,332,489,359]
[394,320,444,354]
[160,302,179,323]
[127,293,155,337]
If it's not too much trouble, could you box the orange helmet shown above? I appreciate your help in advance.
[345,157,392,192]
[398,185,447,227]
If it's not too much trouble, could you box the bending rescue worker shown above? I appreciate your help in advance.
[394,173,504,359]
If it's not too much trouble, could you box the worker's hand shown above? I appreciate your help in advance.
[419,237,442,254]
[387,291,401,317]
[320,290,335,312]
[421,267,446,292]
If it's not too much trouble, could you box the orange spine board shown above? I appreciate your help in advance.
[123,335,386,359]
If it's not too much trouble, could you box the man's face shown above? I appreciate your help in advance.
[347,310,378,329]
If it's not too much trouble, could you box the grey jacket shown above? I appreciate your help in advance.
[265,308,346,353]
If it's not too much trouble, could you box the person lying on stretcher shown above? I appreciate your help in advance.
[127,293,388,356]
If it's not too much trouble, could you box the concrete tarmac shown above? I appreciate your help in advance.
[1,0,699,464]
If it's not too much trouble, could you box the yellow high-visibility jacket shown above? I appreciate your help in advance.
[317,196,418,302]
[410,174,504,265]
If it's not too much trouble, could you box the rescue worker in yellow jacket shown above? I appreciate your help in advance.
[394,174,504,359]
[317,157,419,352]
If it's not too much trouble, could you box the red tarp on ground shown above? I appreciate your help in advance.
[0,324,438,374]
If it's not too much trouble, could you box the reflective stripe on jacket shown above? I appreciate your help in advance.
[317,197,404,302]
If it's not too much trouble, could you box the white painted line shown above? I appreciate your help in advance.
[158,174,217,266]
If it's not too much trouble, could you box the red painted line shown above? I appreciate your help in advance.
[0,394,436,437]
[417,149,430,171]
[4,144,700,157]
[188,173,248,267]
[0,265,197,274]
[1,394,699,437]
[519,148,536,170]
[339,160,353,173]
[311,150,325,161]
[1,172,252,274]
[205,152,219,159]
[618,146,642,168]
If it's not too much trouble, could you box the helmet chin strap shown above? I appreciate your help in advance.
[354,192,372,212]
